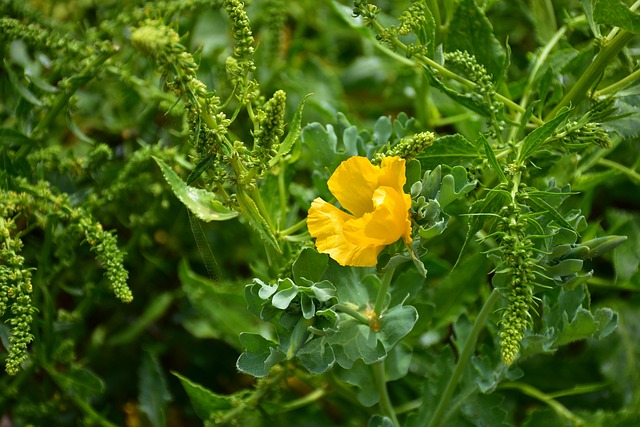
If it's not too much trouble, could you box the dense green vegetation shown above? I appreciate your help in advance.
[1,1,639,426]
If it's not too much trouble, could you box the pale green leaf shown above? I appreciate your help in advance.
[153,156,239,221]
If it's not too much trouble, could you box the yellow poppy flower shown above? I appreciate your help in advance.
[307,156,412,267]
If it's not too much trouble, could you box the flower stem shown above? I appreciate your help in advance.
[373,361,400,427]
[425,288,501,427]
[547,29,636,119]
[374,266,396,318]
[334,303,370,325]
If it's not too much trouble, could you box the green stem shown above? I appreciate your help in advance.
[279,218,308,237]
[276,387,328,413]
[368,20,543,125]
[507,24,568,143]
[497,382,585,426]
[373,361,400,427]
[374,266,395,317]
[425,288,501,427]
[597,158,640,183]
[334,303,370,325]
[594,66,640,97]
[548,30,636,119]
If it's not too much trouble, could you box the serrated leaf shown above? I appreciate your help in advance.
[153,157,239,221]
[447,0,506,80]
[418,134,479,169]
[594,0,640,33]
[518,109,570,162]
[172,372,233,420]
[269,94,311,167]
[478,134,507,183]
[139,351,171,427]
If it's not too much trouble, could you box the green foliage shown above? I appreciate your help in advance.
[1,0,639,426]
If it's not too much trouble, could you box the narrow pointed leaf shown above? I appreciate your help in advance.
[153,156,239,221]
[268,94,311,167]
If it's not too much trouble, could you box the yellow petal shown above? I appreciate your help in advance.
[328,156,381,217]
[343,186,412,247]
[307,197,383,267]
[378,156,407,195]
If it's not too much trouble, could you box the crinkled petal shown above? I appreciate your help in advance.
[378,156,407,195]
[343,186,412,247]
[328,156,381,217]
[307,197,383,267]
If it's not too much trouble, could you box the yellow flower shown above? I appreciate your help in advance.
[307,156,412,267]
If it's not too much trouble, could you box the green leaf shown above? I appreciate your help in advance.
[518,108,570,163]
[0,128,36,147]
[296,337,335,374]
[236,333,285,377]
[431,252,488,328]
[594,0,640,33]
[418,134,479,169]
[478,134,507,183]
[527,193,575,231]
[153,156,239,221]
[456,189,510,266]
[268,94,311,167]
[369,415,395,427]
[437,165,478,210]
[334,360,379,406]
[172,372,233,420]
[236,186,280,252]
[179,260,258,348]
[555,307,618,346]
[292,247,329,283]
[447,0,506,80]
[139,351,171,427]
[186,153,214,185]
[4,60,44,106]
[50,367,105,398]
[272,279,298,309]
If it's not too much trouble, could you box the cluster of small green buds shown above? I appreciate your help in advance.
[352,1,380,25]
[129,22,181,62]
[224,0,256,76]
[264,0,286,64]
[496,203,537,365]
[397,0,427,36]
[0,220,35,375]
[374,131,435,164]
[76,213,133,303]
[445,50,504,118]
[554,119,612,149]
[253,90,286,164]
